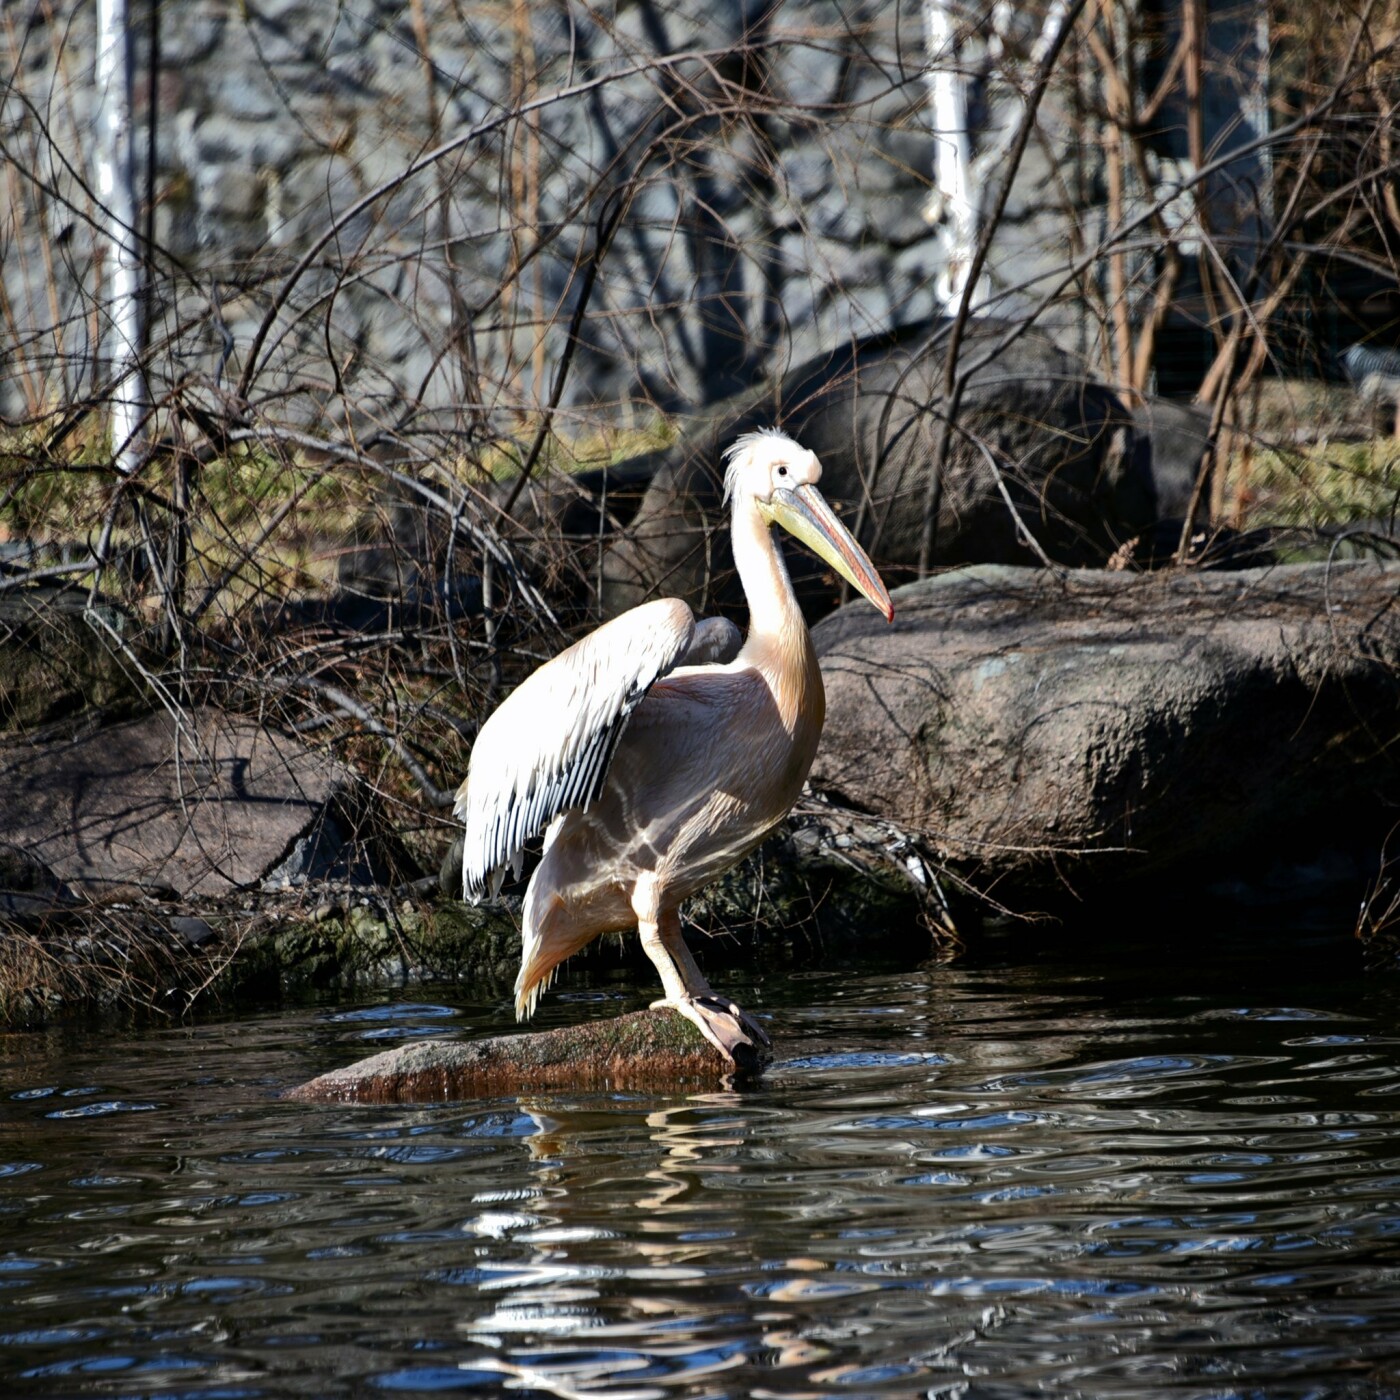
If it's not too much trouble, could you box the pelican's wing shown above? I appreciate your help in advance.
[456,597,697,901]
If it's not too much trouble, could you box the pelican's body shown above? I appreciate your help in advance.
[457,430,893,1062]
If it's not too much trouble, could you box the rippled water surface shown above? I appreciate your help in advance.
[5,929,1400,1397]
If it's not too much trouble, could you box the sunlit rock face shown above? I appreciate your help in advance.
[811,561,1400,908]
[0,708,385,899]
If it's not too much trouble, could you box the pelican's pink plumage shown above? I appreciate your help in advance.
[455,430,894,1063]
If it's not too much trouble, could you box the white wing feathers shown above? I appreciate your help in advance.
[456,598,698,901]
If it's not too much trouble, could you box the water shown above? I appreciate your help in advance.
[4,927,1400,1397]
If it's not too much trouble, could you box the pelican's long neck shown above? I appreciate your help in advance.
[731,496,822,729]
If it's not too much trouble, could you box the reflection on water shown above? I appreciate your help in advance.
[4,930,1400,1396]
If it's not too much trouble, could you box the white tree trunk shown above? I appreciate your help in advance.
[924,0,1075,318]
[922,0,984,314]
[95,0,143,474]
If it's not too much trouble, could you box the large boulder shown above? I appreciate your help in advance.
[1130,396,1212,521]
[600,318,1153,619]
[0,708,400,899]
[810,561,1400,906]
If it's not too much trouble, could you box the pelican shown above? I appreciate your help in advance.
[456,429,894,1063]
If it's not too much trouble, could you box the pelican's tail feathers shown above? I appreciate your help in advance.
[514,885,594,1022]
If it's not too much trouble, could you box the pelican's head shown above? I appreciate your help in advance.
[723,429,894,622]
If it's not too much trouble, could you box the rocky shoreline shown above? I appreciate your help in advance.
[3,560,1398,1029]
[0,798,942,1027]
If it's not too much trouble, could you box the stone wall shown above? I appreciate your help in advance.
[0,1,1260,436]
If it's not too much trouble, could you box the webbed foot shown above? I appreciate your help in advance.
[652,993,771,1068]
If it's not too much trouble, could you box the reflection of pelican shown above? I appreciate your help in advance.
[469,1097,839,1392]
[457,431,893,1063]
[518,1096,744,1213]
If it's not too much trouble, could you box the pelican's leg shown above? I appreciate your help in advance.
[633,887,770,1064]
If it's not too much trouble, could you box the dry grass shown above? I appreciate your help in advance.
[1211,379,1400,539]
[0,907,235,1026]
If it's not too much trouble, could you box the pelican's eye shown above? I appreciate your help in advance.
[777,464,788,477]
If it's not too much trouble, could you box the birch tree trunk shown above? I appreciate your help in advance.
[923,0,1077,321]
[923,0,985,314]
[95,0,143,475]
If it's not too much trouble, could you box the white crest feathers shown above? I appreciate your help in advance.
[722,427,799,504]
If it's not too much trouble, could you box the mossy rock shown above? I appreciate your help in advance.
[227,836,935,1000]
[684,819,942,965]
[284,1007,755,1101]
[226,896,526,997]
